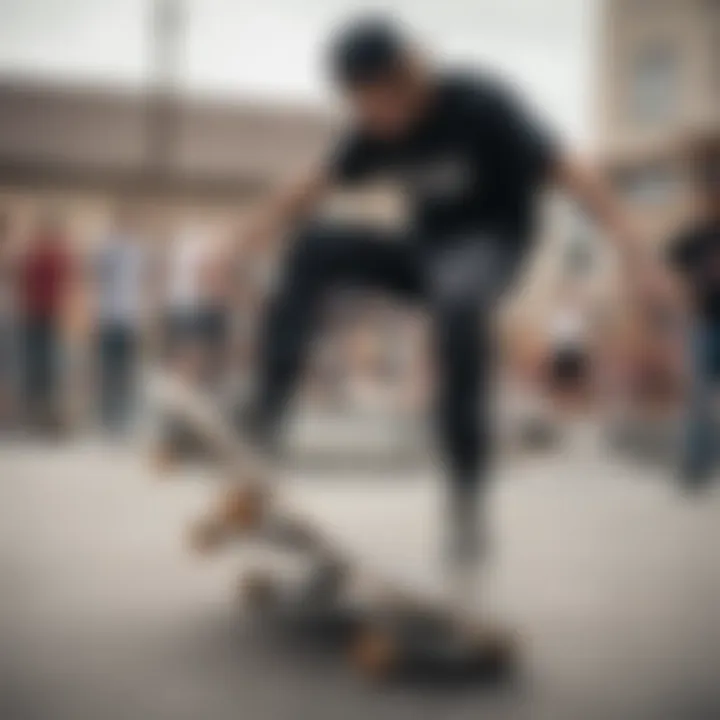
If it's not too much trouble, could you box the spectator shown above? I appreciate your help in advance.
[92,208,148,434]
[545,279,593,409]
[163,224,231,385]
[16,212,73,432]
[668,148,720,485]
[0,213,14,428]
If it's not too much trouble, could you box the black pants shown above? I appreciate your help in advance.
[249,223,523,494]
[98,324,138,432]
[19,317,60,422]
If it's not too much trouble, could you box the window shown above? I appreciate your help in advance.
[630,44,678,125]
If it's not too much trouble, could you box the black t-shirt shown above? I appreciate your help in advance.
[329,71,558,246]
[668,221,720,322]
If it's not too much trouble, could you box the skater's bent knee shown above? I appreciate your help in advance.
[287,224,340,269]
[432,283,480,326]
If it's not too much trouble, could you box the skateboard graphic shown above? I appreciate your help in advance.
[150,370,518,682]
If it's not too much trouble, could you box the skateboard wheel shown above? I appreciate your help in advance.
[220,486,266,530]
[468,626,517,671]
[350,627,398,680]
[240,570,279,611]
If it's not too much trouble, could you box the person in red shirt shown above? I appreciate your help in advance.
[16,212,72,430]
[0,212,14,427]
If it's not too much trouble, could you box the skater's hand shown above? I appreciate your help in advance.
[239,167,330,257]
[553,155,681,320]
[244,211,282,254]
[217,215,279,283]
[227,211,277,260]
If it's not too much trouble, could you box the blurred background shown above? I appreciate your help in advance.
[0,0,716,450]
[1,1,719,719]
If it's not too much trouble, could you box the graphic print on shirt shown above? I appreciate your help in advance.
[396,154,478,205]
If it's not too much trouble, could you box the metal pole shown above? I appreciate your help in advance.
[146,0,185,179]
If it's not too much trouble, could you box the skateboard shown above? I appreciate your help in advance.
[150,382,243,474]
[149,370,519,682]
[239,564,516,682]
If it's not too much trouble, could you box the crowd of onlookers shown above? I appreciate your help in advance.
[1,167,718,487]
[0,202,689,440]
[0,206,249,438]
[0,203,436,441]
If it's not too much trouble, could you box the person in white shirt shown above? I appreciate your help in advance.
[93,210,147,433]
[163,225,231,384]
[546,280,593,403]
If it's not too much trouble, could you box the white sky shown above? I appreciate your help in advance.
[0,0,600,143]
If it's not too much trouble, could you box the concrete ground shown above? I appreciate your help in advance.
[1,435,720,720]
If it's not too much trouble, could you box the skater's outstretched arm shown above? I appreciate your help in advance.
[553,153,675,307]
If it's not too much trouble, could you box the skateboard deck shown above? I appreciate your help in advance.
[149,370,358,560]
[149,371,271,479]
[149,369,518,681]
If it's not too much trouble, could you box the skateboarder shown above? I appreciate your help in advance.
[233,17,666,618]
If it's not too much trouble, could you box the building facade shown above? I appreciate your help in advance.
[598,0,720,240]
[0,78,430,419]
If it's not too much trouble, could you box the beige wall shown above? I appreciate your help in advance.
[598,0,719,242]
[0,79,334,187]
